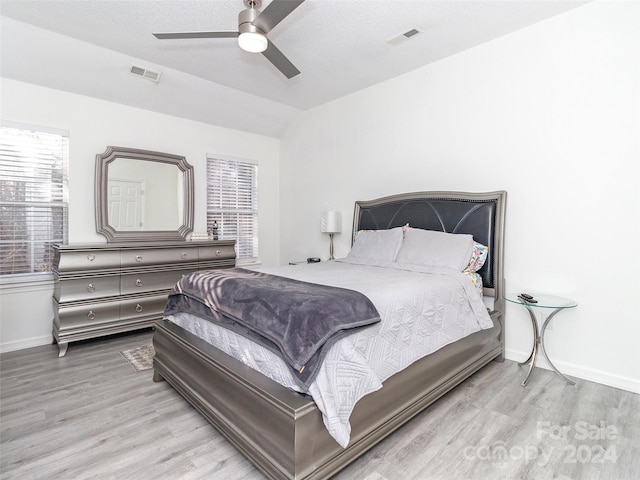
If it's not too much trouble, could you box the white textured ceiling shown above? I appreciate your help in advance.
[0,0,587,137]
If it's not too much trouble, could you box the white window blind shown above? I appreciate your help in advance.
[206,156,258,261]
[0,125,69,277]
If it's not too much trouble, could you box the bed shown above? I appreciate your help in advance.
[152,190,507,480]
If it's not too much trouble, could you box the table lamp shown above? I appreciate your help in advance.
[321,211,341,260]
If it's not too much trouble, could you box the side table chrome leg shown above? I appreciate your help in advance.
[519,347,535,367]
[541,309,576,386]
[520,304,540,386]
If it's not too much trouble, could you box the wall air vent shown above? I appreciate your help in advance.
[129,65,162,83]
[386,28,423,46]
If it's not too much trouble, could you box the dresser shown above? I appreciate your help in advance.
[52,240,236,356]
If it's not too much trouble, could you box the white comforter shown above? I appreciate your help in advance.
[166,260,493,447]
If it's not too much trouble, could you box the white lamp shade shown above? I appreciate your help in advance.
[321,211,342,234]
[238,32,268,53]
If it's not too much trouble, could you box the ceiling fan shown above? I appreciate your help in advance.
[153,0,304,79]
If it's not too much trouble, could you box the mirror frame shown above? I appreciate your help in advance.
[95,146,194,242]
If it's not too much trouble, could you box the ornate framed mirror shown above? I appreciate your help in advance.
[95,146,194,242]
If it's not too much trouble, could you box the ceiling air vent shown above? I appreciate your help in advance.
[129,65,162,83]
[386,28,423,46]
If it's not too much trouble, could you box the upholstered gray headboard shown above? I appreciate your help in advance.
[353,191,507,293]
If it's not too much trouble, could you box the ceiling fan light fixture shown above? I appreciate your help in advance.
[238,32,268,53]
[154,0,303,77]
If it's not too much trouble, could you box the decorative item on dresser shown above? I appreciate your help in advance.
[52,241,236,357]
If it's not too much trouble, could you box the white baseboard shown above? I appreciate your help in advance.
[505,348,640,394]
[0,335,53,354]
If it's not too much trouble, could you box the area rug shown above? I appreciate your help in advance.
[120,344,155,372]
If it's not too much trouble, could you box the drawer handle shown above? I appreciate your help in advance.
[135,304,143,313]
[87,283,95,293]
[135,279,143,287]
[216,250,221,256]
[136,255,143,262]
[181,252,188,259]
[87,254,95,261]
[87,310,96,320]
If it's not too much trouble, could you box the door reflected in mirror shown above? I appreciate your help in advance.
[108,158,184,231]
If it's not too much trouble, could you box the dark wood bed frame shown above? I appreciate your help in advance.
[152,190,507,479]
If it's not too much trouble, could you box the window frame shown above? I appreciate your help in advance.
[0,121,69,284]
[206,154,259,264]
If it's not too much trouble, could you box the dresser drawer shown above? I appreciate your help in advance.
[198,244,236,262]
[54,275,120,302]
[120,269,193,295]
[56,249,120,273]
[120,294,168,321]
[54,300,120,331]
[121,247,199,267]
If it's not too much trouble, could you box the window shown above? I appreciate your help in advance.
[207,155,258,262]
[0,124,69,278]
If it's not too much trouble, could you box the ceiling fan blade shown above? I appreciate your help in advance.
[262,40,300,79]
[153,32,238,40]
[252,0,304,33]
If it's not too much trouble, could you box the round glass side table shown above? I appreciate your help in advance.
[505,293,578,387]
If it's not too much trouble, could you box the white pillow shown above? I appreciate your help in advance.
[395,227,474,271]
[345,227,404,263]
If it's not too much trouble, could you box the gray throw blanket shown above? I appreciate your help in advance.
[164,267,381,388]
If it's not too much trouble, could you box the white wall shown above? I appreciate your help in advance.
[0,78,280,352]
[280,1,640,392]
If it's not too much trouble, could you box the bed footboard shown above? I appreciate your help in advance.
[153,312,502,480]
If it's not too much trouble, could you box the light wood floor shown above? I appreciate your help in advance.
[1,330,638,480]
